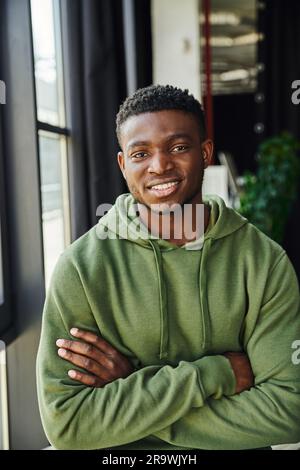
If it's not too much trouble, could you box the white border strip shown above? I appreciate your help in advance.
[0,340,9,450]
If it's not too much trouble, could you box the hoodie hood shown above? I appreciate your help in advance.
[97,193,248,359]
[98,193,248,247]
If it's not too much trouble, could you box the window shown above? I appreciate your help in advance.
[30,0,71,288]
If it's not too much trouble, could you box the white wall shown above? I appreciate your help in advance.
[151,0,202,101]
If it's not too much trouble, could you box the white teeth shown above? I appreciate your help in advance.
[151,181,179,190]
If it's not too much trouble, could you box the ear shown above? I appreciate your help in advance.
[117,151,126,180]
[201,139,214,169]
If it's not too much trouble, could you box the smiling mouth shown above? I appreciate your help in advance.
[147,180,181,197]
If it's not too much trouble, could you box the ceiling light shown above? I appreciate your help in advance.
[200,32,264,48]
[220,69,250,81]
[199,12,240,25]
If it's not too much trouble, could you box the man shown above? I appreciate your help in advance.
[36,85,300,450]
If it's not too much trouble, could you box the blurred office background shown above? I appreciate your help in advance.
[0,0,299,449]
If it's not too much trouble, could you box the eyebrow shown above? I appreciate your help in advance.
[126,133,192,152]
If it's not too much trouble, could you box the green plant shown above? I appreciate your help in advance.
[238,132,300,243]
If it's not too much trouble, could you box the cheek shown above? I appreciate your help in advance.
[127,167,144,185]
[185,159,204,187]
[125,172,143,195]
[183,156,203,176]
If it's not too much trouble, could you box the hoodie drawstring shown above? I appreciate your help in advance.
[149,240,169,360]
[149,237,212,359]
[199,237,212,350]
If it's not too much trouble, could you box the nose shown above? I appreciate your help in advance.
[147,151,175,174]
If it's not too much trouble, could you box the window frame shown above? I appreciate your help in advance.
[31,0,72,288]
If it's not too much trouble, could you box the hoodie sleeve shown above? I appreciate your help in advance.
[36,252,236,450]
[154,252,300,449]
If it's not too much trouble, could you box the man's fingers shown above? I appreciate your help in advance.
[67,369,106,388]
[56,338,114,371]
[56,338,93,356]
[56,329,135,383]
[57,348,110,379]
[70,328,118,357]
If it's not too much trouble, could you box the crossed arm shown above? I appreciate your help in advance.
[55,328,253,394]
[36,252,300,450]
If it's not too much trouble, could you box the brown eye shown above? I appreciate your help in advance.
[172,145,188,152]
[132,152,147,159]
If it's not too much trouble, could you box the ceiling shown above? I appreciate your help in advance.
[200,0,259,95]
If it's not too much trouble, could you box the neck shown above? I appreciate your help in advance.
[137,196,210,246]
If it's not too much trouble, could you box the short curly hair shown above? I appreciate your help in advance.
[116,84,206,148]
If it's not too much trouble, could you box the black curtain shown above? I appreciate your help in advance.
[65,0,128,236]
[257,0,300,276]
[213,93,257,175]
[134,0,153,89]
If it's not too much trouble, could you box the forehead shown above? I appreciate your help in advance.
[120,110,200,148]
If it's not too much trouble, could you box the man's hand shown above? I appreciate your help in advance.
[56,328,135,388]
[223,352,254,394]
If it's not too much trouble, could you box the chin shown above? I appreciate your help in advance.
[150,200,184,215]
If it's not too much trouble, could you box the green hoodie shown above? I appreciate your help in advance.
[36,194,300,450]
